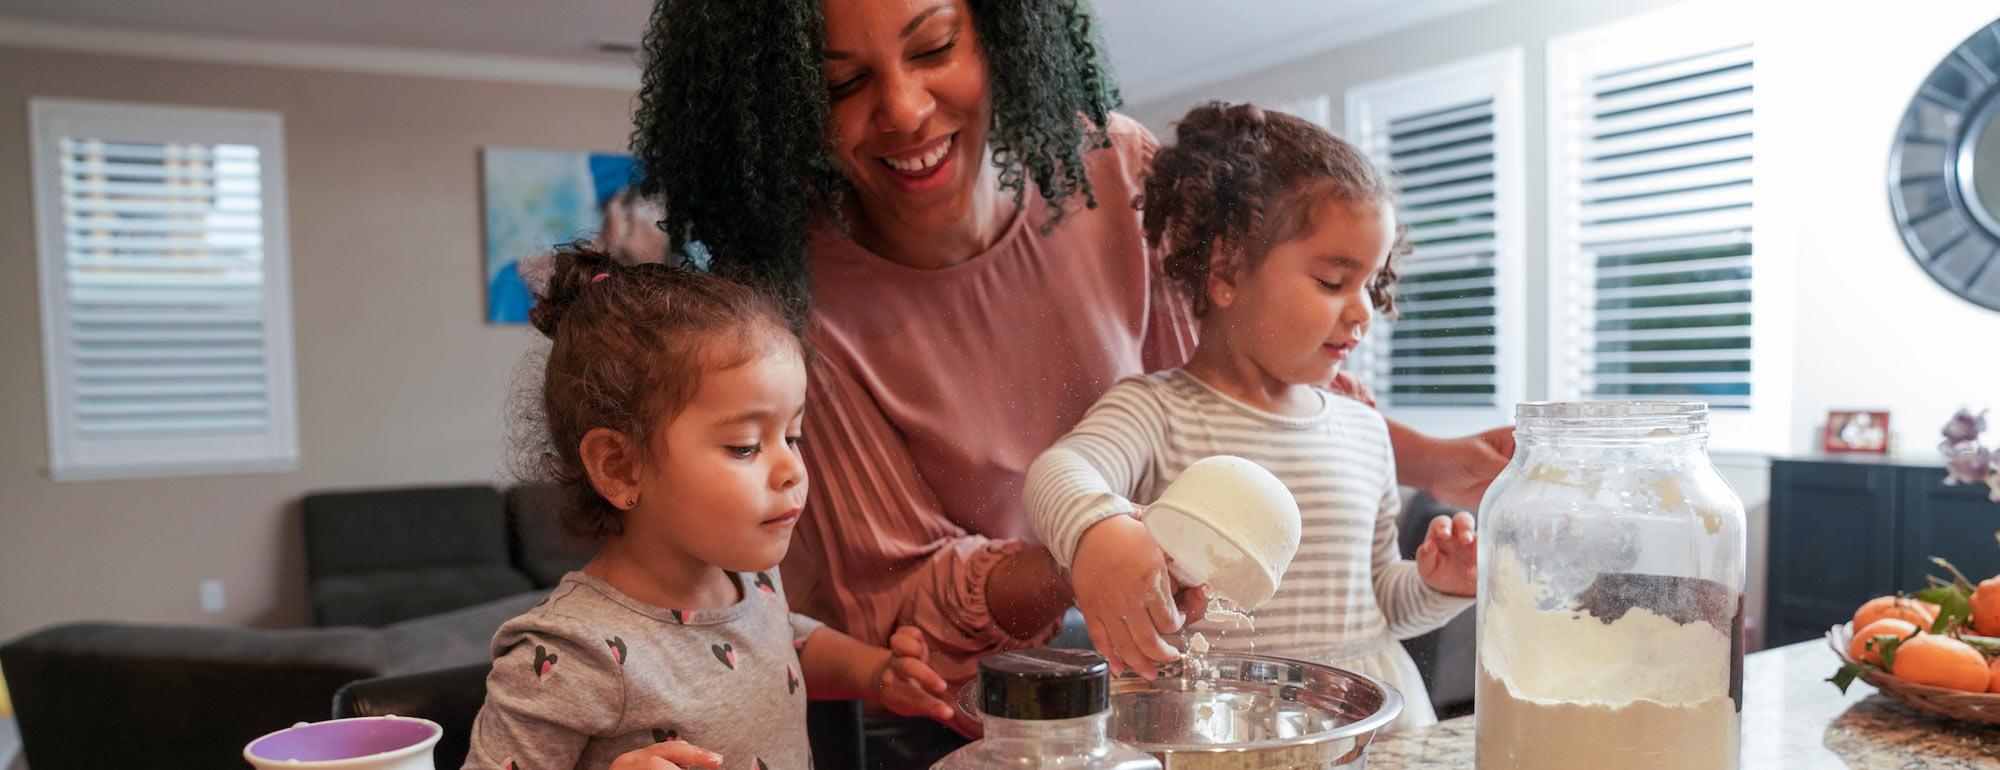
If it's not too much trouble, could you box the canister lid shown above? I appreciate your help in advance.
[977,648,1109,720]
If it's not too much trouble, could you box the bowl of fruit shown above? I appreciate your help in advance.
[1826,557,2000,724]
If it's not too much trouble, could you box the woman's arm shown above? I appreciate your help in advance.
[782,353,1065,684]
[1384,419,1515,510]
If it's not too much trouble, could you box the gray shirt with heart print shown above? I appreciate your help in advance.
[463,569,823,770]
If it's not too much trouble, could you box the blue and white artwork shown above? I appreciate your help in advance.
[481,147,648,324]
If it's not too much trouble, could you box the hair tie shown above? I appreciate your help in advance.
[591,272,611,283]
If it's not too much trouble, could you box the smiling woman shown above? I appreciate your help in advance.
[630,0,1118,305]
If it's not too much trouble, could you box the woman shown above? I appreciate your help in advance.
[629,0,1511,700]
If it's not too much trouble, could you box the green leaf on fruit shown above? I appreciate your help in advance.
[1913,584,1973,634]
[1961,633,2000,656]
[1877,635,1905,671]
[1827,662,1868,694]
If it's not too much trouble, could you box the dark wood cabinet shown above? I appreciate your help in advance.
[1765,456,2000,647]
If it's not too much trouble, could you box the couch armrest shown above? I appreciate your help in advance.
[1,622,387,770]
[335,663,489,770]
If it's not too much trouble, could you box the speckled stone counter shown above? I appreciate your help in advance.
[1367,640,2000,768]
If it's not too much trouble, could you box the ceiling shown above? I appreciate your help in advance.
[0,0,1494,101]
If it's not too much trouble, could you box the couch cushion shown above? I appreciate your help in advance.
[313,565,535,627]
[505,483,597,587]
[2,623,388,770]
[304,484,510,579]
[377,590,548,675]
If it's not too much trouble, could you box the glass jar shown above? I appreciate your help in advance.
[931,649,1160,770]
[1475,401,1746,770]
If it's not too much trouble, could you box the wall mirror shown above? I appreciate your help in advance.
[1888,17,2000,312]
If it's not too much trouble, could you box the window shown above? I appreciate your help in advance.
[1345,49,1526,435]
[31,99,298,480]
[1547,3,1784,451]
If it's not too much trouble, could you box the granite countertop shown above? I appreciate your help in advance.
[1368,639,2000,769]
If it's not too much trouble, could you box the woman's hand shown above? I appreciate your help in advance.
[1418,426,1515,511]
[609,739,722,770]
[1070,515,1196,679]
[871,626,955,722]
[1415,511,1477,597]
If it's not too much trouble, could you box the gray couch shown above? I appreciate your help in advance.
[1,592,543,770]
[1,482,590,770]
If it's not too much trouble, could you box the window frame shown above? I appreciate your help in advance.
[1345,47,1528,437]
[30,98,300,481]
[1545,2,1791,455]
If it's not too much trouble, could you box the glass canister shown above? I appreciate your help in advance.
[1475,401,1746,770]
[931,649,1160,770]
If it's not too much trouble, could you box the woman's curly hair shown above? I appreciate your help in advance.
[1141,101,1406,318]
[629,0,1121,312]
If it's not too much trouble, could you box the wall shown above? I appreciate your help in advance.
[0,46,634,641]
[1129,0,2000,647]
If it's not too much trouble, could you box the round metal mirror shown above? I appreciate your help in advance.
[1888,17,2000,312]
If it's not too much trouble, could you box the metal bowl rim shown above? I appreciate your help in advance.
[1107,650,1404,753]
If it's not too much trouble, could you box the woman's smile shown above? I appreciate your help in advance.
[874,131,960,195]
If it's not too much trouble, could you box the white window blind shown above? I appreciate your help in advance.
[31,100,298,480]
[1548,3,1783,452]
[1346,49,1525,435]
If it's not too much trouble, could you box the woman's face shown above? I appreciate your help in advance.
[821,0,993,232]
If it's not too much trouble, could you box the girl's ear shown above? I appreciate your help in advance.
[579,427,641,508]
[1206,247,1245,309]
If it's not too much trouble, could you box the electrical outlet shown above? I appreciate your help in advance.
[200,579,225,614]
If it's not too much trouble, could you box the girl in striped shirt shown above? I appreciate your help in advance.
[1023,101,1479,731]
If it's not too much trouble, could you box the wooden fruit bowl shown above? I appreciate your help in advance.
[1827,623,2000,724]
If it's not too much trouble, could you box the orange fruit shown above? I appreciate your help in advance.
[1973,576,2000,636]
[1990,656,2000,694]
[1890,634,1989,692]
[1847,618,1919,664]
[1853,595,1940,632]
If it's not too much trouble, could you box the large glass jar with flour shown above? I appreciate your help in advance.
[1475,402,1745,770]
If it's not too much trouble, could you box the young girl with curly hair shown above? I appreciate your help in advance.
[463,245,953,770]
[1023,102,1480,732]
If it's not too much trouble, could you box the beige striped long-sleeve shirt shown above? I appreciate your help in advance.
[1025,369,1472,664]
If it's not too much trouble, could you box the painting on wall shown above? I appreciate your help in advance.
[480,147,661,324]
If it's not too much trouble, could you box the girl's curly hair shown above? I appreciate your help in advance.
[629,0,1120,312]
[526,242,797,544]
[1141,101,1406,318]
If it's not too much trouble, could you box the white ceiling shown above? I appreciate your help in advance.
[0,0,1494,102]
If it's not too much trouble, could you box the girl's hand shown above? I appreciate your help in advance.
[872,626,954,722]
[608,739,722,770]
[1070,514,1191,679]
[1416,511,1478,597]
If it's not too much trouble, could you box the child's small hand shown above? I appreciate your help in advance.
[1416,511,1477,597]
[872,626,955,722]
[1071,514,1190,679]
[609,738,722,770]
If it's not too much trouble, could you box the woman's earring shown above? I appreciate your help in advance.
[625,496,638,509]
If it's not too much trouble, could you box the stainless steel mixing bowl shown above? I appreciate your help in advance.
[1106,653,1401,769]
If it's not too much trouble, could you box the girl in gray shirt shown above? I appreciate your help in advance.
[466,246,954,770]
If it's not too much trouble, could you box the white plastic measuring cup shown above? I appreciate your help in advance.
[1139,456,1301,610]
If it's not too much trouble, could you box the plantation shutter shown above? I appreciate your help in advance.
[1549,35,1757,410]
[1346,50,1524,433]
[32,100,298,480]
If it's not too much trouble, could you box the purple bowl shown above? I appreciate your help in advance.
[244,716,440,765]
